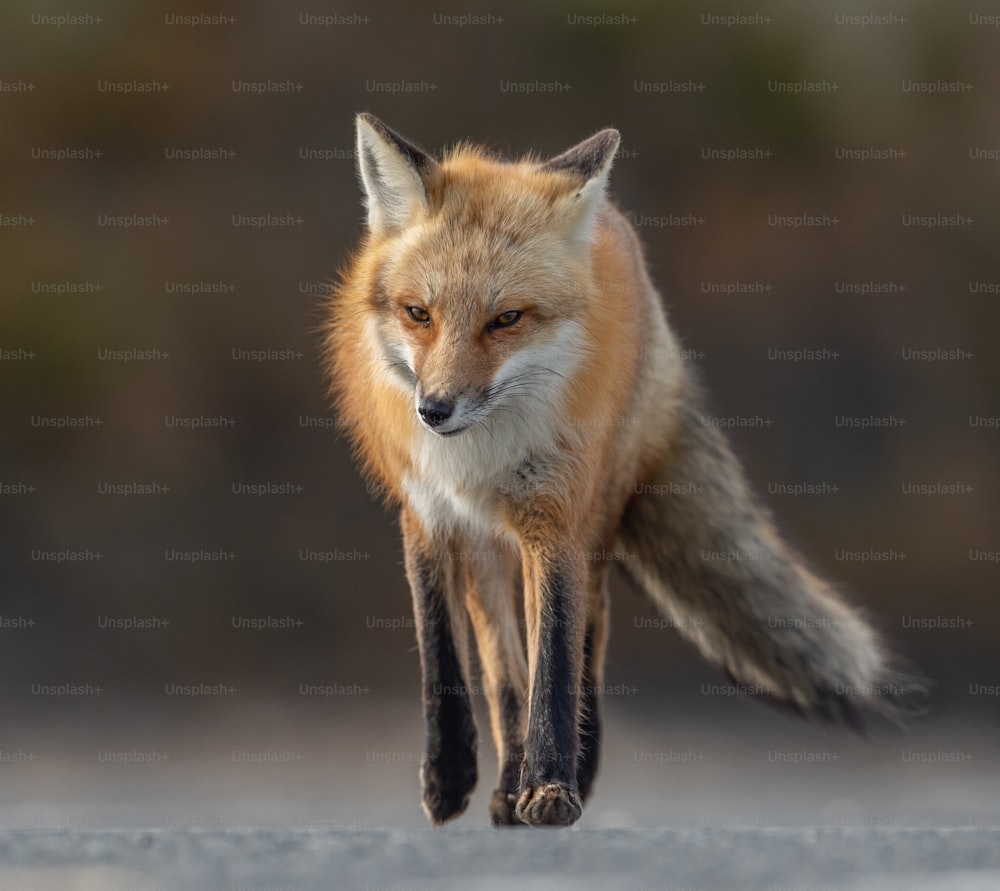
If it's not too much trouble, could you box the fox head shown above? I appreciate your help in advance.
[353,113,620,437]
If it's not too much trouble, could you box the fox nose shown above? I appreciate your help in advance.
[418,396,455,428]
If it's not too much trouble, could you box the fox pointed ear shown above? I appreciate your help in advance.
[355,113,439,234]
[541,128,621,244]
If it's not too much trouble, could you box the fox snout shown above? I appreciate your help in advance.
[418,395,456,429]
[415,388,471,436]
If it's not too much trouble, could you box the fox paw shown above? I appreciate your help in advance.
[421,755,477,826]
[514,782,582,827]
[489,789,527,827]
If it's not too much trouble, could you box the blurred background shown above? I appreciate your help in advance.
[1,0,998,830]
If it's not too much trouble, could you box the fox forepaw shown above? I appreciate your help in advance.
[514,782,582,827]
[421,753,477,826]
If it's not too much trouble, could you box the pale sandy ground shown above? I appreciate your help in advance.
[1,703,997,889]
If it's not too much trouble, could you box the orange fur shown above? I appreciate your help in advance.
[322,120,650,826]
[323,141,653,544]
[323,117,920,829]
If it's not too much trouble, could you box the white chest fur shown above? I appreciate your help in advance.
[395,318,587,538]
[402,400,564,539]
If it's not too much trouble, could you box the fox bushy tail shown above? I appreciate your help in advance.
[617,380,924,732]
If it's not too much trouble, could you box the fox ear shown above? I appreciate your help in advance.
[541,128,621,242]
[355,113,439,234]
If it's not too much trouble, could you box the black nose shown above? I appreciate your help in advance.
[418,396,455,428]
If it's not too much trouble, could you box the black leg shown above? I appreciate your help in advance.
[576,625,602,803]
[403,515,478,825]
[516,560,584,826]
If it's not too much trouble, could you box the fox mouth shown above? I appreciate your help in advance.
[436,425,468,437]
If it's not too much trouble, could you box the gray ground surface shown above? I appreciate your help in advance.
[2,707,998,889]
[2,826,1000,890]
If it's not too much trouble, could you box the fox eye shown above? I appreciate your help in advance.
[405,306,430,324]
[489,310,522,331]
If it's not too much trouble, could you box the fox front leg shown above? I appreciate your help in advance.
[402,510,478,825]
[515,550,586,827]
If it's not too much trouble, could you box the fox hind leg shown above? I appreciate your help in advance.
[577,568,610,804]
[465,544,529,826]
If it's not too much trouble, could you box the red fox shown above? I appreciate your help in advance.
[323,114,922,828]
